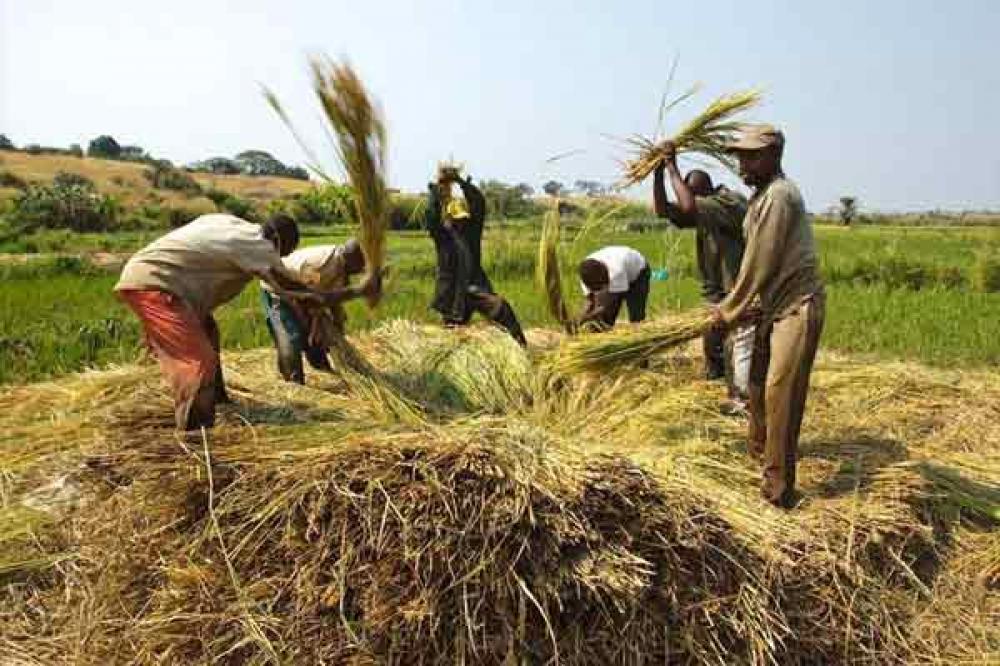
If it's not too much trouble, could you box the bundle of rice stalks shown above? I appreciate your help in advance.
[552,309,714,374]
[618,88,762,188]
[265,57,389,307]
[310,58,388,306]
[535,201,573,332]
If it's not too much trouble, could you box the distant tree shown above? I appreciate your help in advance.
[193,157,241,175]
[234,149,285,176]
[284,166,310,181]
[67,143,84,157]
[839,196,857,226]
[87,135,122,159]
[23,144,44,155]
[119,145,149,162]
[0,134,14,151]
[480,179,543,219]
[514,182,534,197]
[574,179,606,197]
[542,180,565,197]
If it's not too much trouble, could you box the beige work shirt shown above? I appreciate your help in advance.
[718,177,824,325]
[260,244,348,295]
[115,214,290,316]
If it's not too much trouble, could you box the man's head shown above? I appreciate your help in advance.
[262,214,300,257]
[684,169,714,197]
[578,258,609,293]
[341,238,366,275]
[726,124,785,188]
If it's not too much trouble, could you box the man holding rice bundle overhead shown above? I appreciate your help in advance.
[115,213,320,431]
[652,143,752,409]
[576,246,650,330]
[260,239,382,383]
[425,166,528,347]
[712,124,826,509]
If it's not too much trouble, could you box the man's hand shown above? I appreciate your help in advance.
[359,270,383,300]
[709,304,726,330]
[660,140,679,173]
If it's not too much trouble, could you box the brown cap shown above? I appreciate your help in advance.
[725,123,785,152]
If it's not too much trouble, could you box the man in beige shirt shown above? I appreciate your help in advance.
[115,213,320,431]
[260,239,380,383]
[711,124,826,508]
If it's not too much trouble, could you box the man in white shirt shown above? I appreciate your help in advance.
[260,239,380,383]
[115,213,320,430]
[576,246,651,329]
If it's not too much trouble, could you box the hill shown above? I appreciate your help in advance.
[0,151,312,212]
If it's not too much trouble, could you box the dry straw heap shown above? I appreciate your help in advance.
[536,201,573,332]
[1,321,998,664]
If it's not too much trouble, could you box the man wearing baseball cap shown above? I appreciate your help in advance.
[711,124,826,509]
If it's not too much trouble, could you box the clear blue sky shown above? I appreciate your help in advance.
[2,0,998,211]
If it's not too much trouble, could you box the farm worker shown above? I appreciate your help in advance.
[576,246,650,330]
[653,143,752,409]
[425,168,528,346]
[260,240,382,383]
[712,124,826,509]
[115,213,319,431]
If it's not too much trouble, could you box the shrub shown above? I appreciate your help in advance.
[144,161,202,195]
[388,193,425,230]
[68,143,84,158]
[285,184,355,226]
[971,254,1000,293]
[9,180,121,233]
[53,170,94,189]
[205,188,256,220]
[0,170,28,189]
[87,135,121,159]
[0,134,14,151]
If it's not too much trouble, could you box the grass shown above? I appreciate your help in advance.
[1,223,999,384]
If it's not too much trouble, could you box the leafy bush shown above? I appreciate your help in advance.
[144,161,202,195]
[87,135,121,159]
[53,171,94,189]
[0,134,14,150]
[971,254,1000,293]
[205,188,257,220]
[8,180,121,233]
[68,143,84,157]
[388,193,425,230]
[0,170,28,189]
[479,180,543,219]
[283,184,355,226]
[190,157,241,175]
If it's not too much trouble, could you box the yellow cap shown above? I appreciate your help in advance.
[725,123,785,152]
[445,197,471,221]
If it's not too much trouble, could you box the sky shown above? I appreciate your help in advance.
[1,0,998,212]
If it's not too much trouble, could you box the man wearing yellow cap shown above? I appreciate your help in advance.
[711,124,826,509]
[425,168,527,346]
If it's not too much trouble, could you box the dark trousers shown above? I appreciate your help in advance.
[443,288,528,347]
[261,291,332,383]
[748,296,826,504]
[594,266,651,329]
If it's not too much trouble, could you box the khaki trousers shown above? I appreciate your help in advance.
[747,295,825,504]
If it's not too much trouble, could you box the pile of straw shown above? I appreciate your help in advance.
[551,308,714,373]
[2,322,999,664]
[618,89,762,188]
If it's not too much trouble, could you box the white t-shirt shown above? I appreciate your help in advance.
[580,246,648,294]
[261,244,347,294]
[115,214,290,315]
